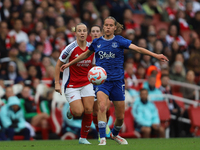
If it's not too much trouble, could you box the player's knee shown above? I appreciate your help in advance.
[99,104,106,113]
[84,107,93,114]
[73,109,84,117]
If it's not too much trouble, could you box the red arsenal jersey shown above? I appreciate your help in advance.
[59,40,95,88]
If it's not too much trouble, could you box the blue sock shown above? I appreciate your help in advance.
[98,121,106,138]
[112,125,122,136]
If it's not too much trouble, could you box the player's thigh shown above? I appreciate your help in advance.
[112,101,125,120]
[65,87,84,115]
[69,100,84,116]
[81,84,95,113]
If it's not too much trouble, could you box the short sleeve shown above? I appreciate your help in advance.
[59,45,73,63]
[118,36,132,49]
[88,39,97,52]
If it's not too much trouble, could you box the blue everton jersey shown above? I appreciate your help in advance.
[89,35,131,81]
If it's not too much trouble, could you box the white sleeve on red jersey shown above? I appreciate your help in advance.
[59,41,77,63]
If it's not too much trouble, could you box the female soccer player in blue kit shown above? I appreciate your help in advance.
[60,16,169,145]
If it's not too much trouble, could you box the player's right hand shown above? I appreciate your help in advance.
[60,63,70,72]
[55,83,62,95]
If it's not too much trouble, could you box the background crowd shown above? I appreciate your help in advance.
[0,0,200,140]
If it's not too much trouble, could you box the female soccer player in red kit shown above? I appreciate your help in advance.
[54,23,95,144]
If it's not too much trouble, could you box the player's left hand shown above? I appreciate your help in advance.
[156,54,169,62]
[60,63,70,72]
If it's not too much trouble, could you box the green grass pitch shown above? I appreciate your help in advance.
[0,138,200,150]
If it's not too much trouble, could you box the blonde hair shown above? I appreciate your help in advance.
[104,16,123,34]
[72,23,87,32]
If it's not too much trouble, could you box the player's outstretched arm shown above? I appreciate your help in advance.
[60,50,94,72]
[55,59,64,95]
[129,44,169,62]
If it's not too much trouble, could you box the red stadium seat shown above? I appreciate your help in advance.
[188,106,200,136]
[154,101,171,128]
[109,105,141,138]
[119,107,141,138]
[155,22,169,32]
[132,14,145,25]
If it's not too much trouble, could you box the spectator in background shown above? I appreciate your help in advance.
[166,24,187,49]
[54,0,65,15]
[142,0,163,16]
[127,0,145,14]
[41,56,52,77]
[1,86,14,104]
[0,0,12,22]
[142,75,163,101]
[123,8,139,30]
[39,88,54,115]
[140,55,152,70]
[55,16,65,29]
[8,19,29,44]
[26,31,37,53]
[124,62,137,90]
[45,6,57,26]
[3,61,23,84]
[65,18,76,44]
[140,15,153,38]
[0,96,31,140]
[159,75,182,137]
[100,6,110,23]
[147,30,157,52]
[33,7,45,23]
[17,42,31,63]
[80,10,92,28]
[181,70,197,100]
[26,50,45,78]
[38,29,53,56]
[124,78,139,108]
[27,65,40,81]
[19,86,50,140]
[82,0,100,21]
[0,21,13,58]
[106,0,128,23]
[50,50,60,67]
[164,0,178,22]
[42,66,55,88]
[8,47,28,80]
[176,9,190,31]
[125,29,135,43]
[132,88,165,138]
[34,21,44,36]
[170,61,186,82]
[152,40,164,67]
[135,65,146,80]
[22,12,34,34]
[22,0,35,15]
[158,28,168,48]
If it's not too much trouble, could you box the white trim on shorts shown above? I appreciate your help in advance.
[64,83,95,103]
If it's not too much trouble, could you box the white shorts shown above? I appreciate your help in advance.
[64,83,95,103]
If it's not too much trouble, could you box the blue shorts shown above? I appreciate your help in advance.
[95,79,125,101]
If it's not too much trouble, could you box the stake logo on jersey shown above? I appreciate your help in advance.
[59,41,95,88]
[98,51,115,59]
[89,35,132,81]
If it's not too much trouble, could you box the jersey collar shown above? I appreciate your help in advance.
[102,35,115,41]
